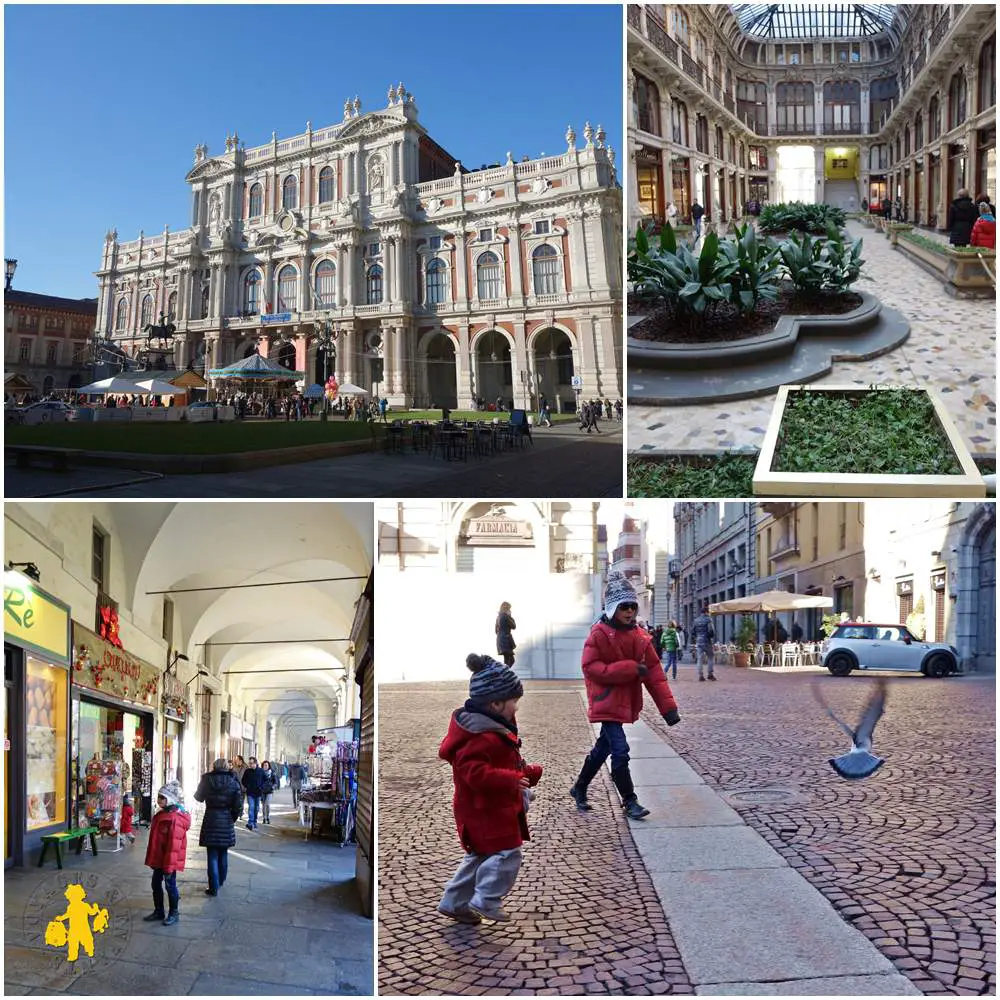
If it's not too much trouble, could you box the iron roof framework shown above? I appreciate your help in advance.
[731,4,898,39]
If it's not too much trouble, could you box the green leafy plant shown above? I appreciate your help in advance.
[627,453,756,497]
[820,222,865,292]
[778,231,831,296]
[821,613,842,638]
[759,201,846,235]
[899,230,994,255]
[718,224,782,314]
[735,615,757,653]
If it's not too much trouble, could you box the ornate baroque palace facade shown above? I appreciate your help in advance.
[628,4,996,229]
[95,86,622,408]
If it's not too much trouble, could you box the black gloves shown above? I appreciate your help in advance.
[636,663,648,677]
[663,708,681,727]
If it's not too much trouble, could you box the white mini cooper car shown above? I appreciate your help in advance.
[820,623,959,677]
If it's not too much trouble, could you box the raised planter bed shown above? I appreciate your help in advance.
[894,235,995,298]
[753,384,986,498]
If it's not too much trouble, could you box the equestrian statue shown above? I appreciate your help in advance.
[143,312,177,346]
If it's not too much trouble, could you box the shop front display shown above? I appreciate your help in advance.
[299,739,359,844]
[71,624,159,827]
[3,570,71,867]
[85,758,123,846]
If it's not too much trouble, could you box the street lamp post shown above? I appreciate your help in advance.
[5,258,17,292]
[314,316,335,421]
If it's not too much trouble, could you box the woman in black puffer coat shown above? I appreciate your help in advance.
[193,758,243,896]
[495,601,517,667]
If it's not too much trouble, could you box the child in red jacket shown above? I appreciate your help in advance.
[119,794,135,844]
[570,573,680,819]
[143,780,191,926]
[438,654,543,925]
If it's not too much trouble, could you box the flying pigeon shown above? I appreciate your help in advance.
[811,679,888,780]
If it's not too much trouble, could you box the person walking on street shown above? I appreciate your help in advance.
[496,601,517,667]
[948,188,979,246]
[143,781,190,926]
[691,602,717,681]
[569,573,680,819]
[232,755,247,819]
[662,620,680,680]
[241,757,268,830]
[260,760,279,824]
[691,200,705,239]
[676,624,685,661]
[438,654,543,924]
[193,759,242,896]
[288,759,307,807]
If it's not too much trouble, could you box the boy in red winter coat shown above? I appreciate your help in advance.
[570,573,681,820]
[143,780,191,926]
[438,654,543,925]
[120,794,135,844]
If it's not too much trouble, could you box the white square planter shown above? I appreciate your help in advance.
[754,384,986,498]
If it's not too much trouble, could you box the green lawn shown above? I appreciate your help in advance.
[396,409,579,424]
[5,419,379,455]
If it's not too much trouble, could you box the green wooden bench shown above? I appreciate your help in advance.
[37,826,99,869]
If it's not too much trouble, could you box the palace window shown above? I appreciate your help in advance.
[282,175,297,210]
[477,251,502,300]
[46,342,58,365]
[531,244,560,296]
[671,97,688,146]
[249,183,263,218]
[915,112,924,149]
[904,126,911,156]
[115,298,128,331]
[979,35,996,113]
[634,73,661,135]
[929,94,941,140]
[776,82,814,133]
[200,284,210,319]
[695,115,709,154]
[167,291,177,320]
[671,8,689,46]
[534,220,550,235]
[478,227,494,243]
[429,235,443,250]
[366,264,383,305]
[244,269,261,315]
[277,265,298,312]
[314,260,336,308]
[425,258,447,304]
[318,166,335,204]
[140,294,154,328]
[823,80,861,133]
[949,70,967,130]
[19,339,31,362]
[737,81,768,132]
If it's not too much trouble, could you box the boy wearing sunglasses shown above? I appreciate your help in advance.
[570,573,681,820]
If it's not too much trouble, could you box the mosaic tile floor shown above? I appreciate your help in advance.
[628,221,996,456]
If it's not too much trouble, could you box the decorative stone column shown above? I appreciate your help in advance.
[455,324,474,409]
[455,230,469,308]
[512,319,530,411]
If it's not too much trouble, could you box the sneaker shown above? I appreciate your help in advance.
[142,911,165,922]
[163,913,179,926]
[698,675,705,682]
[205,888,218,896]
[708,674,717,681]
[468,903,510,923]
[437,904,482,925]
[623,799,651,820]
[569,785,593,812]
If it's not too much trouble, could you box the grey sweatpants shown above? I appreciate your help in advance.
[440,847,522,916]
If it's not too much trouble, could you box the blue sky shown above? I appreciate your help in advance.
[4,4,623,299]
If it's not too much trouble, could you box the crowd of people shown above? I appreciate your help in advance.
[577,397,623,433]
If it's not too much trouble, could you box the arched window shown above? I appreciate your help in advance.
[737,81,768,132]
[244,269,261,315]
[425,258,447,305]
[904,126,911,157]
[200,284,210,320]
[670,97,688,145]
[671,8,689,46]
[776,82,814,134]
[929,94,941,141]
[277,265,298,312]
[979,35,996,112]
[476,252,502,300]
[318,166,335,204]
[915,112,924,149]
[948,70,967,130]
[314,260,336,308]
[115,298,128,331]
[634,73,660,135]
[249,183,263,218]
[869,76,898,131]
[823,80,861,133]
[167,291,177,320]
[532,245,560,296]
[140,294,153,328]
[366,264,383,305]
[282,175,297,210]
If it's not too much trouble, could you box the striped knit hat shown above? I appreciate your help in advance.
[466,653,523,704]
[603,572,639,620]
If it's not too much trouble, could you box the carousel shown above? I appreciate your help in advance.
[208,351,305,399]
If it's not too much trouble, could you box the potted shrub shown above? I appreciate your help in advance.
[894,230,995,297]
[733,615,757,667]
[754,384,986,497]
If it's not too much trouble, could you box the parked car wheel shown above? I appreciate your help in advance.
[827,653,855,677]
[925,653,951,678]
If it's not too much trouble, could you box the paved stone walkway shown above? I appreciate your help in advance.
[379,671,995,995]
[3,787,372,996]
[629,221,996,456]
[4,423,623,499]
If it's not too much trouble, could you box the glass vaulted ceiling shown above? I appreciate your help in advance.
[731,4,898,39]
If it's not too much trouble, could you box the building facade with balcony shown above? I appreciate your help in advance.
[674,502,755,642]
[95,87,623,409]
[628,5,995,229]
[4,289,97,397]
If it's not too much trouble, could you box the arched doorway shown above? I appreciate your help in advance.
[277,341,296,370]
[426,333,457,409]
[776,145,815,203]
[974,519,996,673]
[68,374,83,390]
[531,328,574,412]
[475,331,512,408]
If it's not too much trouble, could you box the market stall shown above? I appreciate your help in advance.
[299,736,358,845]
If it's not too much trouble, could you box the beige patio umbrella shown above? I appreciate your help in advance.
[708,591,833,614]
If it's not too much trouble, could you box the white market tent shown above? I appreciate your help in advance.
[709,590,833,614]
[77,376,148,394]
[133,378,187,395]
[336,382,370,395]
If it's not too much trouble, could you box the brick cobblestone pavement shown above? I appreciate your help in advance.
[378,670,995,996]
[378,684,694,996]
